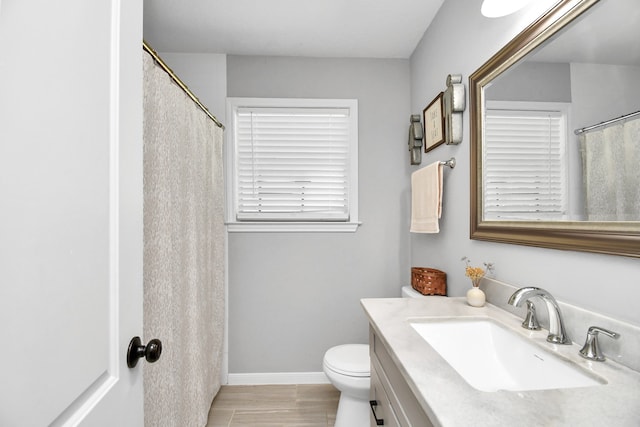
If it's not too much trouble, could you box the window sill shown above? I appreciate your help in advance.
[226,221,361,233]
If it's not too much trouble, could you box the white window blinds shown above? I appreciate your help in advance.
[483,107,567,221]
[232,102,357,222]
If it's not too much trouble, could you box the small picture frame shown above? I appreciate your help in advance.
[423,92,445,152]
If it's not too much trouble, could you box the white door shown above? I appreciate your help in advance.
[0,1,147,426]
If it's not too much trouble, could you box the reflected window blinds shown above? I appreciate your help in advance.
[484,108,568,221]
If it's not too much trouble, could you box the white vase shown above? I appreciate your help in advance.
[466,287,486,307]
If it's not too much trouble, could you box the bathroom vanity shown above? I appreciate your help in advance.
[369,325,433,426]
[361,297,640,427]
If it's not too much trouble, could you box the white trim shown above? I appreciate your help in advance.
[226,372,330,385]
[486,100,571,113]
[226,221,361,233]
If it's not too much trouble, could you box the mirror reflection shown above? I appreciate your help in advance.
[482,0,640,223]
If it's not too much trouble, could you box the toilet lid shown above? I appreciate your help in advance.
[324,344,370,377]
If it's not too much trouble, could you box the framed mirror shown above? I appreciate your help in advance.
[470,0,640,258]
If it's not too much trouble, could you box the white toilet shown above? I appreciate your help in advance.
[323,287,426,426]
[323,343,370,427]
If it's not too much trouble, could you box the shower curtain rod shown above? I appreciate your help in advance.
[143,40,225,130]
[574,110,640,135]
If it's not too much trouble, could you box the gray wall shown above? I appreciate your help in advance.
[157,53,227,124]
[570,62,640,130]
[486,61,571,102]
[160,0,640,377]
[410,0,640,326]
[226,56,411,373]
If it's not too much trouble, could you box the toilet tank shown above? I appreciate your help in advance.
[401,286,426,298]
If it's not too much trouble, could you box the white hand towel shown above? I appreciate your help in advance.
[410,162,443,233]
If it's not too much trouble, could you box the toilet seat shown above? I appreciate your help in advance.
[323,344,370,377]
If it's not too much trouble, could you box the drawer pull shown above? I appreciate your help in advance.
[369,400,384,425]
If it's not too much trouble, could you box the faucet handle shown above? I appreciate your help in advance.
[579,326,620,362]
[521,300,540,330]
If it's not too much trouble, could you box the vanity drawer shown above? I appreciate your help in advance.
[370,365,400,427]
[370,327,433,427]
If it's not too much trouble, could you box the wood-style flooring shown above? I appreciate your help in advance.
[207,384,340,427]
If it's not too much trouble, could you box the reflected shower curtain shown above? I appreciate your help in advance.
[142,52,225,427]
[580,117,640,221]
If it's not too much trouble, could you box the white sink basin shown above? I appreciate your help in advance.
[410,318,604,392]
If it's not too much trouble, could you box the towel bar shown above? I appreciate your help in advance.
[439,157,456,169]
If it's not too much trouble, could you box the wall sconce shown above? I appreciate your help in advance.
[408,114,423,165]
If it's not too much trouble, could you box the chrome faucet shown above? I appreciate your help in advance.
[508,287,571,345]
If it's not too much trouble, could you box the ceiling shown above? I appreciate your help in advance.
[529,0,640,66]
[143,0,445,59]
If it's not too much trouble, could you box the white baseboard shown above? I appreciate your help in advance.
[226,372,330,385]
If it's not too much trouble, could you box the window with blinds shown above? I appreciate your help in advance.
[483,104,568,221]
[226,98,359,231]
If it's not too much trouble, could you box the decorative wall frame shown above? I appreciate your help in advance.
[423,92,445,152]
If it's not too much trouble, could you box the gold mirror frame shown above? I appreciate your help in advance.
[470,0,640,259]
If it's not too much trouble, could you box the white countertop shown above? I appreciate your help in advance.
[361,297,640,427]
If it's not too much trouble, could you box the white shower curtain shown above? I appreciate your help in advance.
[142,51,225,427]
[580,117,640,221]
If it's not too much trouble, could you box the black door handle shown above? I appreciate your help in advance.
[127,336,162,368]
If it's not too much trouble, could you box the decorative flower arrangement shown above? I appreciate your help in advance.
[461,257,494,287]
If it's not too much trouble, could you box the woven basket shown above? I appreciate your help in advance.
[411,267,447,296]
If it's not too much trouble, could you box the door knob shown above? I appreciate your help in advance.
[127,336,162,368]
